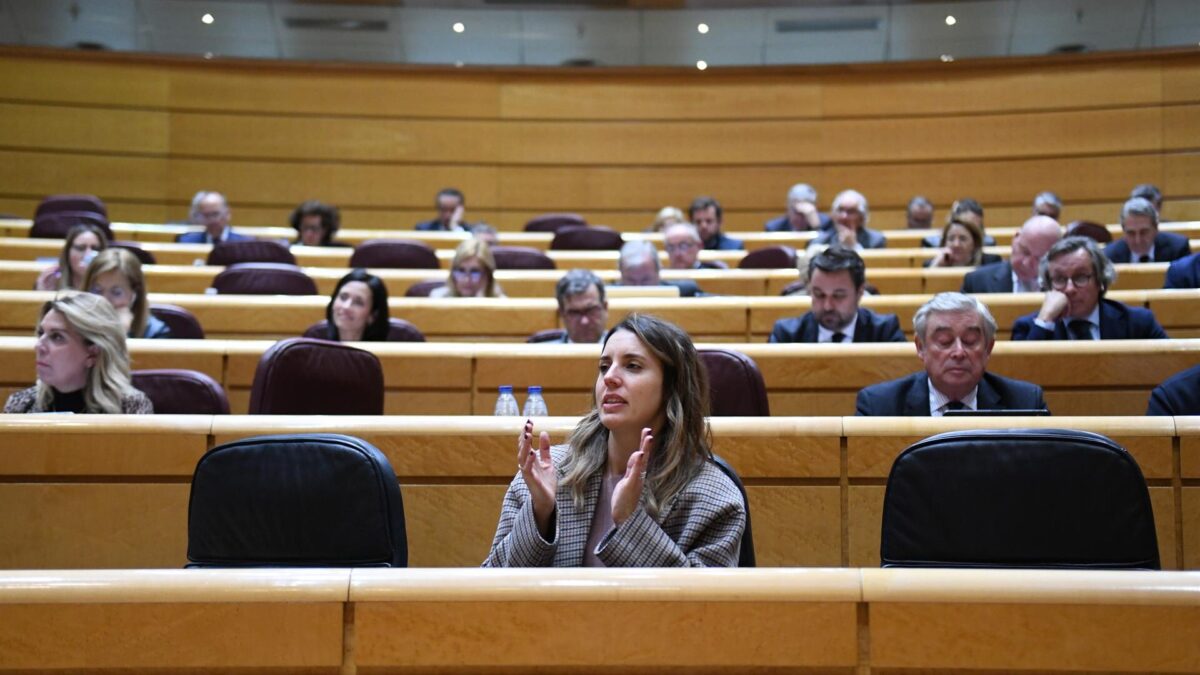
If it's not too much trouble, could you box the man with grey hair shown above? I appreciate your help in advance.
[765,183,832,232]
[664,222,725,270]
[855,292,1047,416]
[1104,197,1191,264]
[807,189,887,251]
[1012,236,1167,340]
[177,191,252,244]
[1032,191,1062,220]
[906,196,934,229]
[537,269,608,344]
[961,215,1061,294]
[617,241,700,297]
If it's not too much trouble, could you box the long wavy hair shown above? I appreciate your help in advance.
[81,248,150,338]
[34,291,135,413]
[560,313,712,518]
[57,223,109,290]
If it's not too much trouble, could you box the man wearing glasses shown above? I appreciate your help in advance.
[1011,236,1167,340]
[548,269,609,344]
[663,223,726,270]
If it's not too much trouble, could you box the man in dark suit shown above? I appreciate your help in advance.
[1011,236,1168,341]
[617,241,701,297]
[856,293,1047,416]
[1104,197,1190,264]
[414,187,470,232]
[175,191,253,244]
[806,189,886,251]
[1147,364,1200,416]
[764,183,832,232]
[770,246,905,343]
[961,215,1061,294]
[905,195,934,229]
[663,223,726,271]
[1165,252,1200,289]
[543,269,609,344]
[690,196,743,251]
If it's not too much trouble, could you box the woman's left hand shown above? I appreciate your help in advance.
[611,427,653,525]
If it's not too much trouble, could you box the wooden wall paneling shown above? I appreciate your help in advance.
[1162,57,1200,105]
[0,56,170,108]
[0,102,169,155]
[1164,151,1200,198]
[0,150,169,203]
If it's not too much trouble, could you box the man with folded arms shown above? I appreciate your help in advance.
[1011,236,1168,341]
[856,293,1047,416]
[770,246,904,344]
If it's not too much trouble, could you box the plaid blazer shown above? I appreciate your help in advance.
[483,445,745,567]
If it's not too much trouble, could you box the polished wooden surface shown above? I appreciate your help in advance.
[1,567,1199,672]
[0,416,1191,571]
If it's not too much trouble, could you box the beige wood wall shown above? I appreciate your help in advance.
[0,47,1198,232]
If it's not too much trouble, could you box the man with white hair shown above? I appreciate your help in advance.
[617,241,700,297]
[806,189,886,251]
[664,222,725,270]
[1104,197,1191,264]
[855,292,1047,416]
[177,191,253,244]
[764,183,831,232]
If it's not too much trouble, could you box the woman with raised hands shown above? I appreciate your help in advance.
[483,313,745,567]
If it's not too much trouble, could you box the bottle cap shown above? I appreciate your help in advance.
[528,385,542,394]
[498,385,513,394]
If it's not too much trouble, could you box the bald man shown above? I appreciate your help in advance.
[960,215,1061,294]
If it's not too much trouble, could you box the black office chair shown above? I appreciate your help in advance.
[880,428,1159,569]
[187,433,407,567]
[709,454,755,567]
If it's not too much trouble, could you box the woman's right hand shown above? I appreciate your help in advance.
[929,248,953,267]
[518,419,557,538]
[34,265,61,291]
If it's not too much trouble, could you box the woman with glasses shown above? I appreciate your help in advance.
[35,223,108,291]
[81,248,172,339]
[431,239,506,298]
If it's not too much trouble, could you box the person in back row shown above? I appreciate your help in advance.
[431,239,505,298]
[550,269,609,344]
[764,183,831,232]
[415,187,469,232]
[177,191,252,244]
[769,246,904,344]
[1012,236,1167,341]
[291,200,347,247]
[35,223,107,291]
[82,248,172,339]
[664,222,726,270]
[4,292,153,414]
[617,241,701,297]
[689,196,743,251]
[1104,197,1191,264]
[807,189,886,251]
[960,215,1061,294]
[855,293,1047,416]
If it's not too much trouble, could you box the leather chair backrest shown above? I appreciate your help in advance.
[36,194,108,218]
[248,338,384,415]
[526,328,567,343]
[187,433,407,567]
[29,213,112,240]
[1066,220,1114,244]
[738,245,797,269]
[350,239,440,269]
[207,240,295,266]
[780,278,807,296]
[211,263,318,295]
[524,213,587,233]
[550,225,624,251]
[302,318,426,343]
[709,454,755,567]
[131,369,230,414]
[405,280,446,297]
[492,246,556,270]
[149,303,205,339]
[111,241,157,265]
[881,428,1160,569]
[698,349,770,416]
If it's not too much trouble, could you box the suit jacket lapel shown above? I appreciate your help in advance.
[852,308,870,342]
[976,374,1001,410]
[904,375,932,416]
[1098,299,1127,339]
[800,314,819,342]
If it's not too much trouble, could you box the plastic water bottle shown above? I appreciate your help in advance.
[493,385,520,416]
[522,386,549,417]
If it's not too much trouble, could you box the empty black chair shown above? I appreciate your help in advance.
[36,193,108,219]
[111,241,157,265]
[405,280,446,297]
[211,263,318,295]
[29,213,112,240]
[350,239,440,269]
[207,239,295,266]
[187,433,407,567]
[132,369,230,414]
[248,338,384,415]
[524,213,587,233]
[303,318,426,343]
[738,245,797,269]
[709,455,755,567]
[1066,220,1114,244]
[149,303,205,339]
[881,428,1159,569]
[699,349,770,416]
[526,328,568,343]
[550,225,623,251]
[492,246,556,270]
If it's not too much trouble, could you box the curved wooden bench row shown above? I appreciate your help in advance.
[1,289,1197,342]
[2,567,1198,673]
[0,259,1176,298]
[0,416,1195,571]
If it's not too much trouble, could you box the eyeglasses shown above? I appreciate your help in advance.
[1050,274,1094,289]
[563,305,604,321]
[452,267,485,282]
[664,242,698,254]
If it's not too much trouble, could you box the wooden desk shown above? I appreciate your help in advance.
[0,416,1189,571]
